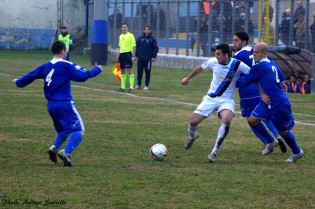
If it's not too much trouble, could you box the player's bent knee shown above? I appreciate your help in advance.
[278,130,288,136]
[247,117,260,127]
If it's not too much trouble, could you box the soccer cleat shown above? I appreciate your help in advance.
[48,147,58,163]
[261,138,279,155]
[184,134,199,149]
[58,150,72,167]
[285,150,304,162]
[135,85,141,90]
[118,88,125,92]
[277,138,287,153]
[208,151,217,163]
[143,86,149,90]
[128,88,134,93]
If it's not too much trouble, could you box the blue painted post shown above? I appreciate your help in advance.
[91,0,107,65]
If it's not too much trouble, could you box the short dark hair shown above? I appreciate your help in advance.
[51,40,66,55]
[234,32,249,44]
[143,25,151,30]
[216,43,231,57]
[289,74,296,79]
[121,22,128,27]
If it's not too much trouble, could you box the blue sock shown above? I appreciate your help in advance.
[264,120,281,139]
[250,126,267,145]
[282,131,301,154]
[53,132,69,149]
[251,122,274,143]
[64,132,83,154]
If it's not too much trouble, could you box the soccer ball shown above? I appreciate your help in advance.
[150,143,168,161]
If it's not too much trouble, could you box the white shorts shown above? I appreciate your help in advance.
[193,96,235,119]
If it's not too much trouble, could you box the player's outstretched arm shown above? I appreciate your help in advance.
[181,66,202,85]
[95,64,104,72]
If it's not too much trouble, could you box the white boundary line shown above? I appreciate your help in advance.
[2,69,314,126]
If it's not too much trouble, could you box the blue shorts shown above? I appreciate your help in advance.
[251,101,294,131]
[240,97,261,117]
[47,101,85,134]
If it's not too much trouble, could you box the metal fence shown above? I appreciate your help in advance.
[90,0,315,57]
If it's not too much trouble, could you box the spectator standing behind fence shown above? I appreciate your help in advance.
[235,13,254,44]
[279,12,290,45]
[309,12,315,53]
[293,13,306,48]
[285,8,292,20]
[58,25,72,61]
[135,26,159,90]
[109,9,123,29]
[216,14,231,44]
[117,23,136,93]
[293,1,305,42]
[294,1,305,23]
[223,14,233,43]
[200,16,209,57]
[262,0,274,23]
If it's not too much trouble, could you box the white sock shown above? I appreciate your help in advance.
[49,145,56,150]
[213,124,230,153]
[188,124,199,139]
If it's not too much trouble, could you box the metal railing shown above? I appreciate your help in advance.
[87,0,315,57]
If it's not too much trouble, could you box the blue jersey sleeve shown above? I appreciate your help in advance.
[15,63,47,88]
[237,64,261,88]
[67,64,102,82]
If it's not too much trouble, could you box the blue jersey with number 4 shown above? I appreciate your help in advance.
[16,58,102,101]
[238,57,288,108]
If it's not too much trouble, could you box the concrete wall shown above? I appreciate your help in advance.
[0,28,56,50]
[0,0,58,29]
[0,0,85,50]
[107,49,207,70]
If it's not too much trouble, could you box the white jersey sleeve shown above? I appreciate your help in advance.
[238,61,250,75]
[201,57,218,71]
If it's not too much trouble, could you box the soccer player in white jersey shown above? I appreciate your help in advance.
[12,40,104,167]
[181,43,250,162]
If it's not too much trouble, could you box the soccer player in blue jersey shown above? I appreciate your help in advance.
[233,32,287,153]
[182,43,250,162]
[239,42,304,162]
[12,40,104,167]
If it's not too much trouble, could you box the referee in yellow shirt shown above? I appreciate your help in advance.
[117,23,136,93]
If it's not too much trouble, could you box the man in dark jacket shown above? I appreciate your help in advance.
[235,13,254,44]
[310,11,315,53]
[279,12,291,45]
[135,26,159,90]
[200,16,209,57]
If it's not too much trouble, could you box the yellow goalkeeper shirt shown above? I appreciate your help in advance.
[119,32,136,53]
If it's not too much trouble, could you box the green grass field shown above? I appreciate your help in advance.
[0,50,314,209]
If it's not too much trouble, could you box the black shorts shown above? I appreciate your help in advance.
[119,52,133,69]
